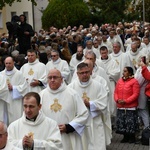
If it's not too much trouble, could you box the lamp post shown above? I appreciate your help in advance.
[143,0,145,23]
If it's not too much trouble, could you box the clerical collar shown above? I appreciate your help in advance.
[26,116,38,122]
[5,69,14,75]
[130,50,139,56]
[101,56,108,60]
[80,80,90,85]
[53,58,61,64]
[112,50,122,57]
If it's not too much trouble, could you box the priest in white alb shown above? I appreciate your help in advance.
[46,50,71,84]
[1,57,28,124]
[8,92,63,150]
[0,74,10,124]
[68,62,108,150]
[20,49,47,93]
[40,69,88,150]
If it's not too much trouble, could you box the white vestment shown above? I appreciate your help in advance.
[0,74,10,124]
[69,53,84,75]
[90,74,112,145]
[1,67,28,125]
[68,78,108,150]
[40,83,88,150]
[46,58,71,84]
[101,41,113,54]
[100,55,120,115]
[8,111,63,150]
[20,59,47,93]
[40,82,88,150]
[110,51,134,77]
[126,50,143,70]
[1,141,21,150]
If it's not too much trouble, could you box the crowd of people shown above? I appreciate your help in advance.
[0,19,150,149]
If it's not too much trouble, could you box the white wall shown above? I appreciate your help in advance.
[6,1,33,27]
[33,0,49,32]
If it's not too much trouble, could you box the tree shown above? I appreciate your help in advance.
[129,0,150,22]
[0,0,36,9]
[87,0,131,25]
[42,0,91,29]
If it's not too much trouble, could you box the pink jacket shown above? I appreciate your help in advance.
[114,77,140,108]
[141,66,150,97]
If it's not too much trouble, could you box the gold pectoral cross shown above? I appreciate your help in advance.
[28,132,34,139]
[82,92,90,101]
[50,99,62,112]
[28,68,34,75]
[132,59,136,66]
[6,79,10,84]
[115,59,119,65]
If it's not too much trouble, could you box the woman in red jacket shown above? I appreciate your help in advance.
[114,66,140,143]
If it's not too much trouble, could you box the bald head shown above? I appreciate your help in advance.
[4,57,14,71]
[48,69,63,90]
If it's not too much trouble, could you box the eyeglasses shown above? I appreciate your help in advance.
[0,132,7,138]
[77,71,90,75]
[51,55,58,58]
[47,76,61,80]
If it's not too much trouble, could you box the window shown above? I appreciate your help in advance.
[23,12,28,23]
[11,12,16,18]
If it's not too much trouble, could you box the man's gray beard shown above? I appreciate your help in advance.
[76,54,84,61]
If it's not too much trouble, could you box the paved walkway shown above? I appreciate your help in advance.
[107,131,149,150]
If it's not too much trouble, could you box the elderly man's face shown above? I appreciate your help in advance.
[48,70,63,90]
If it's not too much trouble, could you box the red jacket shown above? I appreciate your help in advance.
[141,66,150,97]
[114,77,140,108]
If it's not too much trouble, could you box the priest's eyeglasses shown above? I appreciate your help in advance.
[48,76,61,80]
[0,132,7,138]
[51,55,58,58]
[77,71,90,75]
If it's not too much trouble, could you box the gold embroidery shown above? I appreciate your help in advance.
[115,59,119,65]
[50,99,62,112]
[6,79,10,84]
[28,132,34,139]
[82,92,90,101]
[28,69,34,75]
[132,59,136,66]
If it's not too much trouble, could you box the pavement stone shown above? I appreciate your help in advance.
[107,131,150,150]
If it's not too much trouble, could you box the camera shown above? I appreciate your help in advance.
[6,15,21,44]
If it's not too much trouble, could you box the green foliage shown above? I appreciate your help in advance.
[0,0,36,10]
[132,0,150,22]
[88,0,131,24]
[42,0,91,29]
